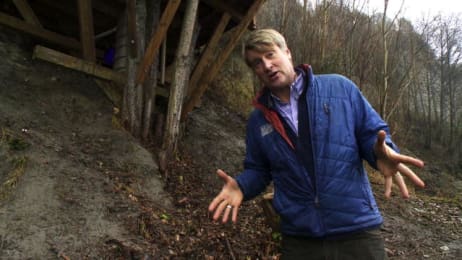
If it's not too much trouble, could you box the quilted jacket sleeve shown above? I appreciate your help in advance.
[235,111,273,201]
[348,79,399,169]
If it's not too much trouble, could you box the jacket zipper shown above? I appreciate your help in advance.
[305,87,320,208]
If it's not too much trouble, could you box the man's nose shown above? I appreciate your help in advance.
[262,58,272,71]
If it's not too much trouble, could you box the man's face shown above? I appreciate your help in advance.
[245,44,296,93]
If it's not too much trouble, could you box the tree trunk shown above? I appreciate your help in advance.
[118,0,147,137]
[141,0,161,141]
[379,0,389,118]
[162,0,199,158]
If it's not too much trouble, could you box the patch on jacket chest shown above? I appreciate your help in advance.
[260,123,274,137]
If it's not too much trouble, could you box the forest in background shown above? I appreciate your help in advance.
[252,0,462,175]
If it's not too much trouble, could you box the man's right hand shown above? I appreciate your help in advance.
[208,169,243,223]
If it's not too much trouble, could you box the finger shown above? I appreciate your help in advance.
[397,164,425,188]
[231,204,240,223]
[208,170,231,212]
[384,175,393,198]
[213,200,228,221]
[377,130,387,144]
[394,173,409,199]
[209,189,227,212]
[374,131,391,159]
[393,153,424,168]
[222,204,232,223]
[216,169,230,183]
[208,195,223,212]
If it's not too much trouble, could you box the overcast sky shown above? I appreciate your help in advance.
[365,0,461,22]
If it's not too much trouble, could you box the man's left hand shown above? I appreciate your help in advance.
[374,130,425,199]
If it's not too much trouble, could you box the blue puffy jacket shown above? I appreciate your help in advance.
[236,65,398,238]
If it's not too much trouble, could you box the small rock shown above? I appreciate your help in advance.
[440,245,450,251]
[385,247,394,256]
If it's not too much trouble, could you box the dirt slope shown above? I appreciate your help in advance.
[0,27,461,259]
[0,29,171,258]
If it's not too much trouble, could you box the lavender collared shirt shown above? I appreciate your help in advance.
[271,71,305,135]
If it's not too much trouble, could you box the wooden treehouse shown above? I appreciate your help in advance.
[0,0,266,166]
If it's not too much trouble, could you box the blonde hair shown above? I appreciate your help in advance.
[243,29,288,66]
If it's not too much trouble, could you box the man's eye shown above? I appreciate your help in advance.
[252,60,261,67]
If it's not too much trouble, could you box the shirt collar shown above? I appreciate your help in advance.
[271,69,305,105]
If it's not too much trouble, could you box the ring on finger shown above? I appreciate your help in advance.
[226,204,232,209]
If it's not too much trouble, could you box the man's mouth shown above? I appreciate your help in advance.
[268,71,278,81]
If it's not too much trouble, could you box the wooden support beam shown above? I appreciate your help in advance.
[160,38,167,84]
[160,0,199,168]
[33,45,126,83]
[182,0,265,119]
[12,0,43,28]
[126,0,137,58]
[77,0,96,62]
[186,13,230,99]
[32,45,169,100]
[0,12,81,50]
[135,0,181,85]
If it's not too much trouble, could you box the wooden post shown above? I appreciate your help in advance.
[126,0,137,58]
[141,0,161,141]
[12,0,43,28]
[135,0,181,85]
[123,0,147,137]
[77,0,96,62]
[181,0,265,119]
[160,0,199,168]
[185,12,231,99]
[160,38,167,85]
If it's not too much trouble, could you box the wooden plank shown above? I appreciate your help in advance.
[185,12,230,99]
[126,0,137,58]
[77,0,96,61]
[182,0,265,119]
[0,12,81,50]
[94,79,123,106]
[12,0,43,28]
[135,0,181,85]
[32,45,169,99]
[33,45,125,83]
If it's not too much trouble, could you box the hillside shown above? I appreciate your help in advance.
[0,27,461,259]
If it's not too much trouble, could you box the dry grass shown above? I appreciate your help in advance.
[0,128,28,202]
[0,156,27,202]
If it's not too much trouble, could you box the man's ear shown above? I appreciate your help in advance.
[286,48,292,60]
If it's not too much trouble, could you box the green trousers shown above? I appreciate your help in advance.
[280,228,389,260]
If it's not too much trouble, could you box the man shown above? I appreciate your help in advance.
[208,29,425,259]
